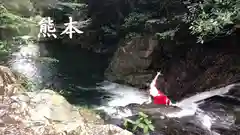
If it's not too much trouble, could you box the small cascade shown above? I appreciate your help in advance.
[8,37,56,91]
[97,82,240,135]
[176,83,239,105]
[96,81,149,118]
[98,81,149,107]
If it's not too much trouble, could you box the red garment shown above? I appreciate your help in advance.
[153,90,171,105]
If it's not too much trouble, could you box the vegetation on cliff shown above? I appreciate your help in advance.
[1,0,239,53]
[124,0,239,43]
[0,3,40,55]
[188,0,239,43]
[88,0,240,44]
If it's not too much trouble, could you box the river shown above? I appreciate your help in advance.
[7,39,240,135]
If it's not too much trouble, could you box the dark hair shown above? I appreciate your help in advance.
[156,76,167,92]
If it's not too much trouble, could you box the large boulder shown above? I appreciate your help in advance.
[105,35,159,88]
[0,89,133,135]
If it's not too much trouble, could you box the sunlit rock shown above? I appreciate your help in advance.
[0,65,23,96]
[1,89,133,135]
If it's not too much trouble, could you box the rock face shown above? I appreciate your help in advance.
[5,89,132,135]
[104,103,210,135]
[105,35,159,88]
[0,65,24,96]
[105,33,240,101]
[1,89,133,135]
[0,66,133,135]
[11,89,86,134]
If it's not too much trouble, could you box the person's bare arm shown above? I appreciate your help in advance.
[150,72,162,88]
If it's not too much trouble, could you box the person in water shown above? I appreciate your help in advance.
[149,72,172,105]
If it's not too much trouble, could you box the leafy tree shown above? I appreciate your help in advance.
[120,0,240,43]
[188,0,240,43]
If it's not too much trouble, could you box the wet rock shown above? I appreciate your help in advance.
[79,107,104,125]
[105,106,211,135]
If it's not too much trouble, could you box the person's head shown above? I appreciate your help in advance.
[155,76,167,92]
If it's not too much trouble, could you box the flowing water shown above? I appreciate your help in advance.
[7,40,240,135]
[8,40,149,106]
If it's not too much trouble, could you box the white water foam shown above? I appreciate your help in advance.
[167,102,198,118]
[177,84,237,105]
[167,83,239,130]
[96,81,149,118]
[97,81,149,107]
[10,43,42,83]
[97,81,239,132]
[97,81,199,119]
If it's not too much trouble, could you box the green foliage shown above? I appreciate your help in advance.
[19,77,38,91]
[0,5,38,34]
[0,40,10,54]
[124,112,155,135]
[0,4,40,54]
[122,12,151,32]
[188,0,240,43]
[119,0,240,43]
[156,26,179,40]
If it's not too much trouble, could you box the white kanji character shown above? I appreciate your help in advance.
[60,17,83,39]
[38,17,57,38]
